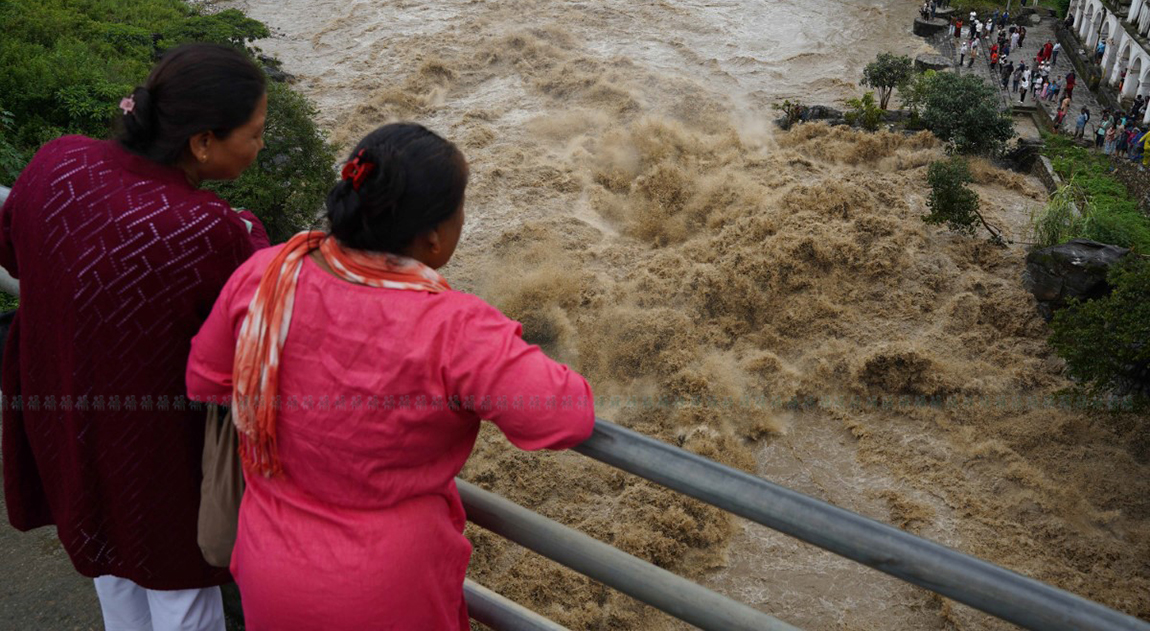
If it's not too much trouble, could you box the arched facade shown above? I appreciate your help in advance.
[1070,0,1150,123]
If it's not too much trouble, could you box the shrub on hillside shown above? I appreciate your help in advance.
[845,91,884,132]
[918,72,1014,155]
[1050,256,1150,399]
[924,157,1005,243]
[1041,135,1150,253]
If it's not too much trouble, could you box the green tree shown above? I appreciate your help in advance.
[900,70,936,117]
[0,0,334,243]
[861,53,914,109]
[920,73,1014,155]
[845,91,883,132]
[923,157,1004,243]
[1050,257,1150,398]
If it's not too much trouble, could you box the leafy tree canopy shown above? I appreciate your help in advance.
[919,72,1014,155]
[861,53,914,109]
[0,0,334,243]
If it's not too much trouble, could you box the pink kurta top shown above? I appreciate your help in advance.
[186,245,595,630]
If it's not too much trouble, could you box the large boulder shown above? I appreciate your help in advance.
[1023,239,1130,320]
[803,105,843,121]
[913,17,950,37]
[915,53,952,72]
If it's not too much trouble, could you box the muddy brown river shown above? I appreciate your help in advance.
[219,0,1150,628]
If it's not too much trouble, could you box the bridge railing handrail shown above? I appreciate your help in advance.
[566,418,1150,631]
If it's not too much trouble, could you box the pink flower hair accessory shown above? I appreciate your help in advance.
[119,95,135,115]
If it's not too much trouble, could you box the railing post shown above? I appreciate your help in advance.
[0,185,19,297]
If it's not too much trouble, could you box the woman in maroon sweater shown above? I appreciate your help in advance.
[1,44,269,630]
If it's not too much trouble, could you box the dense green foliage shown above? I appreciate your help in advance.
[0,0,335,242]
[845,92,884,132]
[1030,182,1089,248]
[1041,134,1150,253]
[924,158,981,233]
[918,72,1015,155]
[861,53,913,109]
[1050,257,1150,398]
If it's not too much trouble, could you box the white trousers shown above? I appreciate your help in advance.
[93,576,225,631]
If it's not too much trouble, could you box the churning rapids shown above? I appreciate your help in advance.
[220,0,1150,628]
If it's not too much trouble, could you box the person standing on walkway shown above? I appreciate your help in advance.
[1104,123,1118,155]
[185,122,597,631]
[1065,71,1076,99]
[1002,60,1014,89]
[1032,74,1044,100]
[970,40,980,68]
[0,43,271,631]
[1019,26,1027,48]
[1075,107,1091,139]
[1116,123,1130,155]
[1052,42,1061,64]
[1012,63,1024,92]
[1056,94,1071,129]
[1010,29,1020,52]
[1096,111,1111,148]
[990,48,999,71]
[1020,70,1031,102]
[955,18,963,40]
[960,40,968,67]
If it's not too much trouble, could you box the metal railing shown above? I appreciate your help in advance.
[0,186,18,296]
[2,184,1148,630]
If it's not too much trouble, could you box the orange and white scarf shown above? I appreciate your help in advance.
[232,231,451,477]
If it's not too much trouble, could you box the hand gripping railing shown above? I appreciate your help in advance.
[463,418,1150,631]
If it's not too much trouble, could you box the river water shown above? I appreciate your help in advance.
[222,0,1150,628]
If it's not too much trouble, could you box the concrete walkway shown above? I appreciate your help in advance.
[932,14,1107,136]
[0,472,103,630]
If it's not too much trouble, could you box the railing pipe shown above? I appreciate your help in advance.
[0,186,19,297]
[464,579,571,631]
[573,418,1150,631]
[457,479,801,631]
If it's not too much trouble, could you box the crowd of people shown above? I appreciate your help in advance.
[951,7,1149,166]
[1,43,595,630]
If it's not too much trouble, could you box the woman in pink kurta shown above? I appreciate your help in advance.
[186,123,595,629]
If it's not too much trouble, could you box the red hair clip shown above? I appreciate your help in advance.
[341,149,375,191]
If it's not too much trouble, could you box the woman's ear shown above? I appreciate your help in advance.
[187,131,212,164]
[426,228,442,255]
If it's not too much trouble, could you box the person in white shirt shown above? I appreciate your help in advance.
[1020,71,1031,102]
[1052,42,1062,64]
[960,40,969,66]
